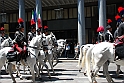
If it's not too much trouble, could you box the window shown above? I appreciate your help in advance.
[73,8,77,18]
[43,11,47,20]
[17,13,19,20]
[92,6,98,16]
[25,12,27,21]
[48,10,51,20]
[55,8,63,19]
[69,8,73,18]
[84,7,86,17]
[13,13,17,22]
[52,10,55,19]
[107,4,116,15]
[64,9,68,19]
[10,14,13,23]
[86,7,91,17]
[6,14,9,23]
[28,12,31,21]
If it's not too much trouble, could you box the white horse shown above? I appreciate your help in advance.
[78,43,123,77]
[57,39,66,57]
[77,44,94,73]
[1,37,13,49]
[41,32,57,74]
[0,34,45,83]
[85,42,124,83]
[52,39,66,67]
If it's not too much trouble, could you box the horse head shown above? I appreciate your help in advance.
[1,37,13,49]
[48,32,57,47]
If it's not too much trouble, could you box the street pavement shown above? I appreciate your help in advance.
[0,58,124,83]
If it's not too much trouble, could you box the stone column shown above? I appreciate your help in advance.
[77,0,85,46]
[98,0,106,29]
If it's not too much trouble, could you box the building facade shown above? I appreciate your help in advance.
[0,0,124,44]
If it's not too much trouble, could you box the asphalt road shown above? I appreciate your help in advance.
[0,58,124,83]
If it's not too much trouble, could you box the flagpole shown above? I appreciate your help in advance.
[36,0,42,36]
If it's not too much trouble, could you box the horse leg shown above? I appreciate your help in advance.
[53,53,59,67]
[34,64,39,78]
[8,63,16,83]
[48,54,55,74]
[15,64,23,80]
[116,64,122,77]
[27,58,36,83]
[39,60,51,78]
[91,65,101,83]
[103,61,114,83]
[41,55,48,73]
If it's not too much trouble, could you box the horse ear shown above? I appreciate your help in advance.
[50,32,53,35]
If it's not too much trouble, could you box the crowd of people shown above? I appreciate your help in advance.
[96,6,124,60]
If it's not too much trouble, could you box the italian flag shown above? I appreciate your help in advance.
[31,10,35,25]
[38,11,42,28]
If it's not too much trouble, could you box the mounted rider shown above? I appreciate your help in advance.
[0,27,7,49]
[28,19,36,44]
[114,14,122,39]
[105,19,114,43]
[11,18,27,61]
[114,7,124,60]
[118,7,124,37]
[0,27,7,43]
[96,26,105,43]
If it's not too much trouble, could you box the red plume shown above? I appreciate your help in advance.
[0,27,4,31]
[18,18,24,24]
[31,19,35,25]
[115,14,121,20]
[44,26,48,29]
[118,7,124,13]
[107,19,112,24]
[97,26,104,32]
[38,19,42,28]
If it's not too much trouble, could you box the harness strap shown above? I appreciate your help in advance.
[28,46,43,50]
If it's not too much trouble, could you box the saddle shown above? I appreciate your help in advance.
[6,48,28,62]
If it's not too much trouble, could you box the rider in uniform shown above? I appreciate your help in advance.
[0,27,7,43]
[105,19,114,43]
[96,26,105,43]
[114,14,122,39]
[115,7,124,60]
[28,19,36,44]
[43,26,49,36]
[0,27,7,49]
[12,18,27,61]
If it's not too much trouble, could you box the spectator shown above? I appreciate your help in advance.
[74,43,80,59]
[65,43,70,58]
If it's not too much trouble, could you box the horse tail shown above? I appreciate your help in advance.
[81,45,89,68]
[77,45,84,68]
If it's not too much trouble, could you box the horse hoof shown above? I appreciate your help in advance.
[52,73,57,76]
[84,73,87,76]
[94,82,97,83]
[96,74,100,77]
[13,81,16,83]
[49,77,51,79]
[117,75,122,78]
[16,75,19,77]
[20,78,23,80]
[119,70,123,74]
[79,70,81,72]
